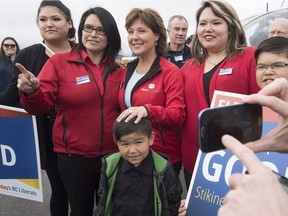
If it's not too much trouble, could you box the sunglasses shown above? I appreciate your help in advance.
[3,44,16,48]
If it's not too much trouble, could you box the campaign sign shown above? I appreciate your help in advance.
[185,91,288,215]
[0,105,42,202]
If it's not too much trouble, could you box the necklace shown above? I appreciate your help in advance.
[206,53,227,66]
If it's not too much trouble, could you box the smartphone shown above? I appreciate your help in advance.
[198,103,263,153]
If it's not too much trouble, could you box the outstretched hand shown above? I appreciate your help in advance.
[242,78,288,153]
[218,135,288,216]
[16,63,40,95]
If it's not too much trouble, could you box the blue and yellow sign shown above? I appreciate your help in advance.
[0,105,42,202]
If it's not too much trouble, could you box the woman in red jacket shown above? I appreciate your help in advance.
[17,7,123,216]
[181,0,260,189]
[117,8,185,175]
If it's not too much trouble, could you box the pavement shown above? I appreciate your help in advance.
[0,170,50,216]
[0,169,187,215]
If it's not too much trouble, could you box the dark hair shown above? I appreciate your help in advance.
[113,117,153,141]
[125,8,167,56]
[255,36,288,63]
[0,37,20,59]
[77,7,121,63]
[36,0,75,39]
[192,0,246,64]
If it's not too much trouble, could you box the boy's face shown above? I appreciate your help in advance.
[116,132,155,167]
[256,52,288,89]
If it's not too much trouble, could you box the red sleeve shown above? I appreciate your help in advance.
[20,57,58,115]
[145,65,186,127]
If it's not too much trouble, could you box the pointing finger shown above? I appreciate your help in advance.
[15,63,29,75]
[221,135,265,174]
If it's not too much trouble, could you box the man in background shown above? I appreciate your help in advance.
[165,15,192,68]
[268,18,288,38]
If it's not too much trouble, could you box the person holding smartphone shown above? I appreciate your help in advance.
[179,36,288,216]
[219,74,288,216]
[178,78,288,216]
[218,39,288,215]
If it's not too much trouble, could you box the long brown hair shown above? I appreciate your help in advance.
[191,0,247,65]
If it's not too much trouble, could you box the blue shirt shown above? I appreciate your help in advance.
[0,55,13,93]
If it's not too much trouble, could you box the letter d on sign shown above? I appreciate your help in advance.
[0,144,16,166]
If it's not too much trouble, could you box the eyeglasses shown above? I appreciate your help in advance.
[3,44,16,48]
[82,25,106,36]
[256,62,288,71]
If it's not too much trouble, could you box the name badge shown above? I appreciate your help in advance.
[174,55,183,61]
[219,67,233,75]
[76,75,90,85]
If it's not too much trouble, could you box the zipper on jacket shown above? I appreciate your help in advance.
[100,96,104,154]
[158,124,166,146]
[83,63,105,154]
[62,115,69,153]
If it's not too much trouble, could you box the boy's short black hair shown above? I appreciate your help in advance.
[255,36,288,63]
[113,117,153,141]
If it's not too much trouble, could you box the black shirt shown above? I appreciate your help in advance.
[165,44,192,68]
[112,151,154,216]
[203,60,225,106]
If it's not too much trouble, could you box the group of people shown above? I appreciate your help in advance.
[1,0,288,215]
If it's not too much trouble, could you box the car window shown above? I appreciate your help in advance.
[243,8,288,47]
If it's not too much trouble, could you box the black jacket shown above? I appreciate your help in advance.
[0,43,73,169]
[164,44,192,68]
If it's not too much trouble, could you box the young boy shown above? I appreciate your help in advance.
[96,117,182,216]
[255,36,288,89]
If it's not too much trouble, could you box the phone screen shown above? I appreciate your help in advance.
[198,103,263,153]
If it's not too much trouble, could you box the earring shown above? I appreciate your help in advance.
[155,41,158,46]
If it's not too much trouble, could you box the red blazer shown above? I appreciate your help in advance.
[181,47,260,173]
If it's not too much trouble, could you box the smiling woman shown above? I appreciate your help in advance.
[181,0,260,190]
[117,7,186,178]
[0,37,20,92]
[17,6,123,216]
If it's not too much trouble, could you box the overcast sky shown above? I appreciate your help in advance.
[0,0,286,55]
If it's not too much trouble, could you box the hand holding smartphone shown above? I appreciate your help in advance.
[198,103,263,153]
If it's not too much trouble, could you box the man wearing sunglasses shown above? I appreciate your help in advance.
[0,37,20,93]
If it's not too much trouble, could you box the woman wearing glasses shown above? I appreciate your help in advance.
[0,37,20,93]
[17,7,123,216]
